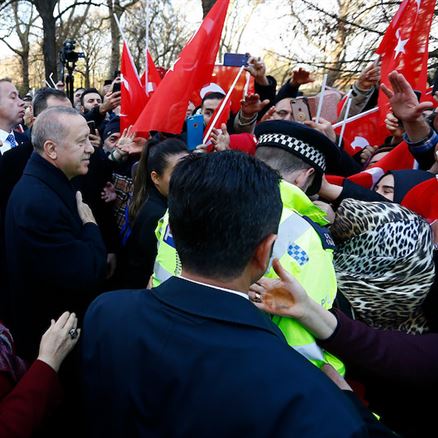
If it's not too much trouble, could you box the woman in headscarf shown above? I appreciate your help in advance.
[331,198,435,334]
[320,168,435,207]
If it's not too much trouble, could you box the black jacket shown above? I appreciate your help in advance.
[113,186,167,289]
[82,276,393,437]
[5,152,107,360]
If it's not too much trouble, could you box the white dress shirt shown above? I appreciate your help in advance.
[178,276,249,300]
[0,129,17,154]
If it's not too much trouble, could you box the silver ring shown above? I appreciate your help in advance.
[69,328,78,339]
[253,292,262,303]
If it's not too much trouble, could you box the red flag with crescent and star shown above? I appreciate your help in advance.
[376,0,436,123]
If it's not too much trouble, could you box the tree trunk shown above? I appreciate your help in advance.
[202,0,216,17]
[21,49,30,92]
[107,0,121,79]
[326,0,348,86]
[33,0,58,82]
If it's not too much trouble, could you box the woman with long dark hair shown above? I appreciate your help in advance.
[114,138,188,289]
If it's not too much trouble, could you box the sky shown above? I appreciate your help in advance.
[0,0,308,61]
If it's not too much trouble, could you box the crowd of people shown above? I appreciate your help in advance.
[0,49,437,437]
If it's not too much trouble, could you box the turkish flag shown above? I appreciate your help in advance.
[376,0,436,123]
[334,108,386,157]
[210,66,254,113]
[402,177,438,222]
[327,140,416,188]
[120,42,148,132]
[133,0,230,136]
[139,51,162,95]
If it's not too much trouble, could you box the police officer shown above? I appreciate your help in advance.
[254,120,342,371]
[152,120,343,373]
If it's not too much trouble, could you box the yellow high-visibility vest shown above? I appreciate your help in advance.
[152,180,344,374]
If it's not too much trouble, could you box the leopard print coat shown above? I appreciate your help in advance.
[331,199,435,334]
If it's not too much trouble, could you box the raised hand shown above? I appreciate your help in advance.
[291,68,314,86]
[260,106,276,122]
[356,60,381,91]
[244,55,269,86]
[381,71,433,123]
[240,93,270,118]
[100,91,121,114]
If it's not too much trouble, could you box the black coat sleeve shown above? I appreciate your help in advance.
[332,179,389,208]
[254,75,277,120]
[275,80,300,103]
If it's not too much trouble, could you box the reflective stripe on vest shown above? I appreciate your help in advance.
[152,194,344,374]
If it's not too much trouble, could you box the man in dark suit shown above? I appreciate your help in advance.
[81,151,391,437]
[0,79,34,323]
[0,79,25,154]
[5,105,107,361]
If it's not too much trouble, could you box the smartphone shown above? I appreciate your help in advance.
[223,53,249,67]
[112,81,121,93]
[290,97,311,123]
[87,120,96,134]
[113,70,121,79]
[186,114,204,151]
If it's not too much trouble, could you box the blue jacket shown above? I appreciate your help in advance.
[81,276,382,437]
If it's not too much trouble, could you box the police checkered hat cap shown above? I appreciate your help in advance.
[254,120,340,174]
[257,132,326,172]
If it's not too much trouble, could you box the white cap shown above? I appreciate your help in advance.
[200,83,226,99]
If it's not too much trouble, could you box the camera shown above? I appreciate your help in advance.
[59,39,85,106]
[60,39,85,65]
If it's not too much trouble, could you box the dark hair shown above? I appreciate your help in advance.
[255,146,310,177]
[32,88,69,117]
[201,92,225,106]
[168,151,282,279]
[129,138,187,223]
[80,88,103,106]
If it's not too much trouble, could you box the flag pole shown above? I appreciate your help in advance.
[113,13,140,79]
[145,0,150,93]
[315,73,327,123]
[337,90,353,148]
[332,106,379,129]
[203,65,245,144]
[113,14,128,48]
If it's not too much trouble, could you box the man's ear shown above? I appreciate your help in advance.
[294,167,315,190]
[44,140,57,160]
[253,233,277,272]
